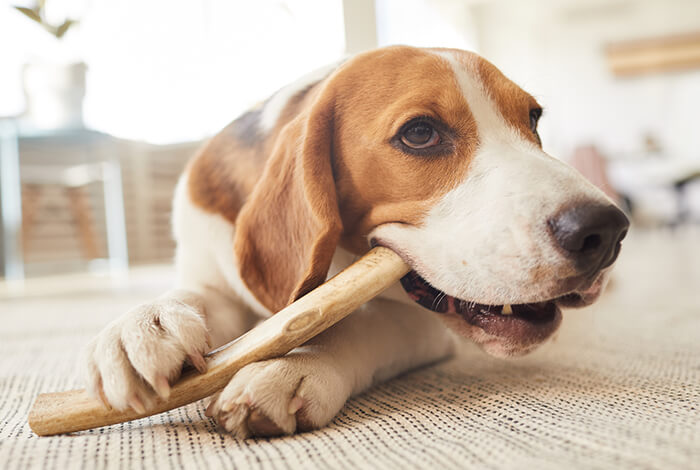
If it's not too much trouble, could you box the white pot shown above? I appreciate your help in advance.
[22,62,87,130]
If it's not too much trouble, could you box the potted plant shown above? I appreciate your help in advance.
[14,0,85,130]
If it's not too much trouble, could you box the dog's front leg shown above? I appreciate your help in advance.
[81,287,257,413]
[206,298,454,438]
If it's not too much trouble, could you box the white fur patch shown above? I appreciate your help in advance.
[259,62,340,133]
[171,172,271,318]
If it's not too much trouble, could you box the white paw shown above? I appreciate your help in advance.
[81,296,210,413]
[206,352,351,438]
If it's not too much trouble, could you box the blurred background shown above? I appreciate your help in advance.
[1,0,699,287]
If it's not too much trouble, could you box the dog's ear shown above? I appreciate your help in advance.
[233,86,342,312]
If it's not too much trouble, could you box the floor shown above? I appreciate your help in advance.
[0,227,698,469]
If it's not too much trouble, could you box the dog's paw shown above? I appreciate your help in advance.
[206,353,350,438]
[81,296,210,413]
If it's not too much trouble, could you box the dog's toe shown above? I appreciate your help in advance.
[217,402,252,439]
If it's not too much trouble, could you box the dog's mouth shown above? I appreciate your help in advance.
[400,271,572,346]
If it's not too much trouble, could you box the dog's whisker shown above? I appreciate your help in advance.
[432,292,446,310]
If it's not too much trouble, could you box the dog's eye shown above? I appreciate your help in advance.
[401,122,440,149]
[393,117,453,156]
[529,108,542,133]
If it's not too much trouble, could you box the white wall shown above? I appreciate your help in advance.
[473,0,700,162]
[375,0,479,51]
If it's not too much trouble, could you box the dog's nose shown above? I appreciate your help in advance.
[549,204,629,273]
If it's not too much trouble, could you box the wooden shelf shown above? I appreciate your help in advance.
[606,32,700,77]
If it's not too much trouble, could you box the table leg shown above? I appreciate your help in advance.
[0,120,25,280]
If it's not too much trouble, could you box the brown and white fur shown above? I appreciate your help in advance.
[81,46,628,438]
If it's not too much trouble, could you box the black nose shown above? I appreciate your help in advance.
[549,204,629,273]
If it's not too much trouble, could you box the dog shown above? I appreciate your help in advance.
[81,46,629,438]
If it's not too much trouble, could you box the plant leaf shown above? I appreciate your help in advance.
[55,19,76,39]
[41,23,59,38]
[13,6,43,25]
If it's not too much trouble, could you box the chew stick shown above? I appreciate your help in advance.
[28,247,409,436]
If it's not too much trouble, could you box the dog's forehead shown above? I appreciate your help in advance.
[334,47,469,121]
[428,49,541,145]
[337,47,538,145]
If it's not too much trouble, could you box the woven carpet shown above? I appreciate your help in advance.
[1,230,699,469]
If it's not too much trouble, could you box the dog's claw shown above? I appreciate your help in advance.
[288,396,304,415]
[221,395,241,413]
[97,384,112,410]
[189,352,207,374]
[128,395,146,414]
[154,375,171,400]
[205,399,218,418]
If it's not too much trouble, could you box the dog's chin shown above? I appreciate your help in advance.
[400,270,607,357]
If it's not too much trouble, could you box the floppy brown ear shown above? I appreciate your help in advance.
[233,88,343,313]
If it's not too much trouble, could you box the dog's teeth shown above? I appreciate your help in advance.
[502,304,513,315]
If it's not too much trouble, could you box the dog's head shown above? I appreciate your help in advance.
[235,46,628,357]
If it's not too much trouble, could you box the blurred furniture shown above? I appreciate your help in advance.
[0,120,23,279]
[608,156,700,226]
[606,31,700,76]
[672,171,700,224]
[1,118,202,280]
[570,145,621,205]
[569,144,700,226]
[0,120,128,280]
[19,160,129,273]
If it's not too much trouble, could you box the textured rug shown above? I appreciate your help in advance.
[1,231,699,469]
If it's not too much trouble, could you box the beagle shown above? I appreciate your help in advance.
[81,46,629,438]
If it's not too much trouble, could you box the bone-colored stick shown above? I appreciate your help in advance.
[28,247,410,436]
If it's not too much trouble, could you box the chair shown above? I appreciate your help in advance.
[0,119,128,280]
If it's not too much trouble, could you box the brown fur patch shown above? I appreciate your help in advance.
[187,82,323,224]
[186,122,269,224]
[330,47,479,252]
[472,55,542,146]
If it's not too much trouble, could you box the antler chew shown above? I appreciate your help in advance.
[28,247,410,436]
